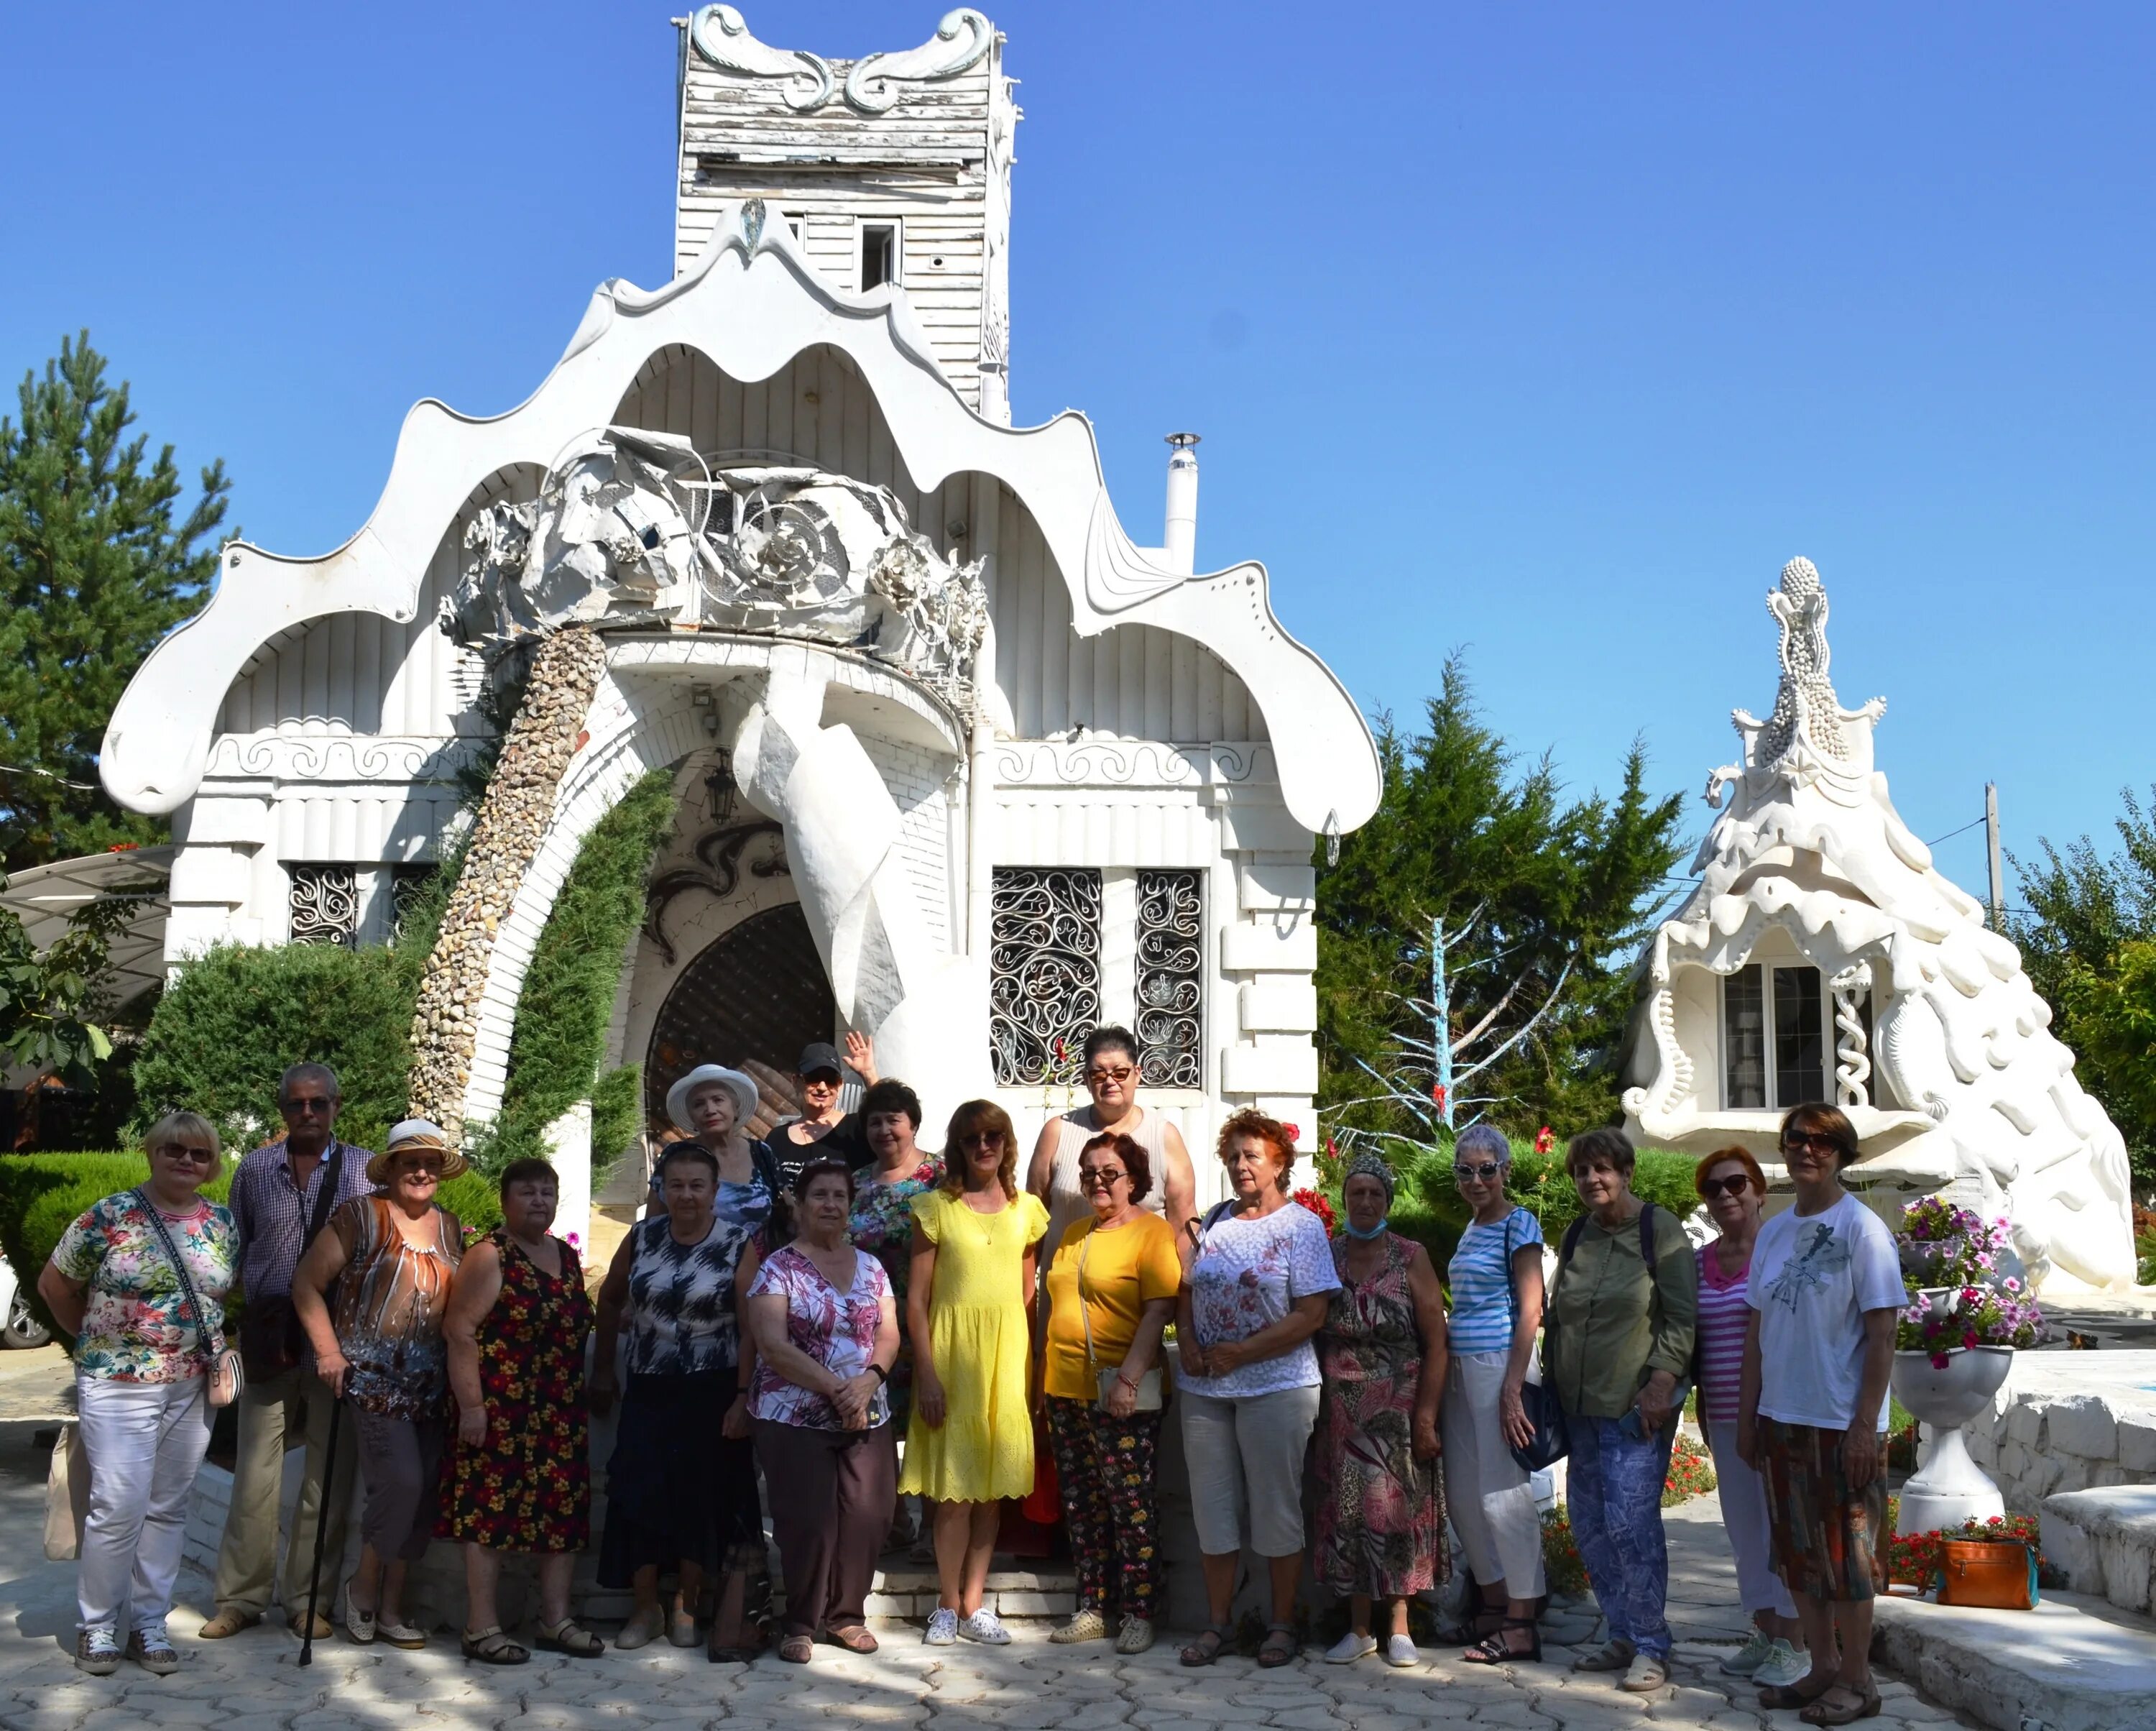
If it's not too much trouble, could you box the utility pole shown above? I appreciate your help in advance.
[1985,781,2004,929]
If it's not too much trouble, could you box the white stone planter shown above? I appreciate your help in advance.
[1893,1346,2013,1534]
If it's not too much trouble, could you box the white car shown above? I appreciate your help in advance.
[0,1254,52,1349]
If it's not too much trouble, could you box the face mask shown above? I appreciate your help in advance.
[1343,1214,1390,1240]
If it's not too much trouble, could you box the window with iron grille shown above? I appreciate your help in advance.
[988,868,1101,1086]
[1134,869,1203,1088]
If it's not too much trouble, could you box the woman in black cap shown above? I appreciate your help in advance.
[769,1032,879,1189]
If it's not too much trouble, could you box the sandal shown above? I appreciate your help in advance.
[1760,1678,1837,1709]
[535,1617,604,1657]
[1800,1684,1883,1726]
[1462,1619,1542,1665]
[828,1625,879,1654]
[778,1634,814,1663]
[460,1625,529,1666]
[1179,1622,1233,1667]
[1258,1623,1299,1668]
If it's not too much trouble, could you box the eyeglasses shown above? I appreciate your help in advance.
[1781,1133,1841,1158]
[1699,1174,1754,1200]
[802,1072,842,1088]
[1079,1169,1127,1190]
[1453,1162,1503,1182]
[1085,1065,1136,1085]
[281,1096,333,1115]
[961,1131,1003,1149]
[397,1162,445,1180]
[155,1144,215,1165]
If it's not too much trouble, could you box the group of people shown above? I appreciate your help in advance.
[39,1029,1904,1722]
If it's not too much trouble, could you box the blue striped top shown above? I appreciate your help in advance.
[1446,1207,1544,1354]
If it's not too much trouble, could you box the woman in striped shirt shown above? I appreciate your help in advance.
[1693,1147,1807,1689]
[1441,1124,1548,1664]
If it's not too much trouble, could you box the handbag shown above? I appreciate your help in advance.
[43,1419,88,1561]
[1077,1229,1164,1412]
[239,1142,345,1380]
[1937,1539,2039,1610]
[135,1188,243,1409]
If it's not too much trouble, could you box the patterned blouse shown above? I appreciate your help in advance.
[51,1192,239,1383]
[745,1244,893,1430]
[849,1157,942,1303]
[623,1209,760,1377]
[1179,1200,1342,1400]
[328,1195,463,1419]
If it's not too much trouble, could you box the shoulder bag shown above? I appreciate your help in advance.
[1077,1228,1164,1411]
[42,1419,88,1561]
[1503,1208,1570,1473]
[238,1142,344,1380]
[136,1188,242,1408]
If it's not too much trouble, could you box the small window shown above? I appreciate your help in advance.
[1723,962,1830,1111]
[1723,965,1766,1109]
[861,222,898,290]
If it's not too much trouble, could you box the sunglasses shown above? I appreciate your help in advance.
[1079,1168,1127,1190]
[962,1131,1003,1149]
[1453,1162,1503,1181]
[1699,1174,1754,1200]
[282,1096,334,1115]
[155,1144,216,1165]
[396,1162,445,1180]
[1086,1065,1136,1085]
[1781,1133,1841,1158]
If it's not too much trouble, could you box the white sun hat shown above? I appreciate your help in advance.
[665,1064,760,1134]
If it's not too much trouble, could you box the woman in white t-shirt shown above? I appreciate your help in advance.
[1174,1110,1340,1668]
[1738,1104,1903,1727]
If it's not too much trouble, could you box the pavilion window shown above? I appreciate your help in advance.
[1723,960,1830,1111]
[1723,964,1766,1109]
[988,867,1101,1085]
[861,222,898,290]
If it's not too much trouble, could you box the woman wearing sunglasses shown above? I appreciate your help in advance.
[1439,1122,1548,1664]
[41,1113,236,1675]
[1028,1026,1197,1249]
[1692,1148,1807,1690]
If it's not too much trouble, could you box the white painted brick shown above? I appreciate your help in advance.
[1236,857,1314,912]
[2050,1396,2120,1461]
[168,845,252,906]
[182,797,273,846]
[1240,980,1317,1032]
[1222,1044,1318,1096]
[1222,920,1316,973]
[1220,802,1307,853]
[2119,1418,2156,1474]
[992,1591,1075,1617]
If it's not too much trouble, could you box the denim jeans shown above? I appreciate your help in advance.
[1566,1410,1673,1660]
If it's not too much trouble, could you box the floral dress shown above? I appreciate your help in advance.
[441,1230,591,1552]
[1311,1232,1445,1597]
[849,1156,940,1423]
[50,1193,239,1382]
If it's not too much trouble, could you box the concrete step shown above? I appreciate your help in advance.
[2041,1484,2156,1615]
[1874,1583,2156,1731]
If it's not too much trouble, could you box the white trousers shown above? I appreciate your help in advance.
[75,1372,213,1634]
[1706,1419,1799,1617]
[1439,1351,1547,1594]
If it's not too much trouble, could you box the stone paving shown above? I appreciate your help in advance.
[0,1347,1981,1731]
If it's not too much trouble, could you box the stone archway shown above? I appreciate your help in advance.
[643,904,835,1131]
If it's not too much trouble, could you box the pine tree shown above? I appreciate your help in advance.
[0,333,230,868]
[1315,656,1687,1153]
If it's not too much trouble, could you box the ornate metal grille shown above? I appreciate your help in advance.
[989,868,1101,1085]
[1135,870,1203,1088]
[289,865,359,946]
[389,866,438,942]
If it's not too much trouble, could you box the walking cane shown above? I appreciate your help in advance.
[298,1395,344,1668]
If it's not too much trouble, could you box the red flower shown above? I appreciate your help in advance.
[1282,1122,1301,1144]
[1431,1084,1447,1109]
[1534,1126,1554,1155]
[1325,1137,1337,1158]
[1292,1188,1337,1234]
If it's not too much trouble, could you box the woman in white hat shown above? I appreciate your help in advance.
[658,1064,781,1229]
[292,1119,467,1650]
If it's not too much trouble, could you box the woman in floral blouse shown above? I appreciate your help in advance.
[743,1160,900,1664]
[847,1079,940,1429]
[41,1112,236,1676]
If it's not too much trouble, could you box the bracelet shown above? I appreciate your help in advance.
[868,1363,889,1385]
[1116,1371,1141,1391]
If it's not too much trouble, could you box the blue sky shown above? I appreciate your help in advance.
[4,2,2150,898]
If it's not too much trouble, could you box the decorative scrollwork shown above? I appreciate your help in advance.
[989,868,1101,1086]
[1831,967,1872,1109]
[390,866,438,943]
[289,865,358,947]
[1135,871,1203,1088]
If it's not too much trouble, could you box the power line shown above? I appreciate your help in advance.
[1925,815,1988,847]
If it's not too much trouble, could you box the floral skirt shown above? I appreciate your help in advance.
[1758,1416,1885,1603]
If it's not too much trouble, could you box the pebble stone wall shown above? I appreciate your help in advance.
[405,626,607,1137]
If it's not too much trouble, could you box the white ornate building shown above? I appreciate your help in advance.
[96,9,1380,1238]
[1623,558,2136,1293]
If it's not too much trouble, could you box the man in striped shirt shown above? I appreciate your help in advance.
[199,1064,377,1641]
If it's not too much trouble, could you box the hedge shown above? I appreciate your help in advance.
[0,1150,501,1343]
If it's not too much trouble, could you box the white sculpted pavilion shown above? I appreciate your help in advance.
[95,8,1380,1240]
[1622,558,2137,1294]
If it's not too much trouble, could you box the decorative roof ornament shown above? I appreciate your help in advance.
[688,6,994,116]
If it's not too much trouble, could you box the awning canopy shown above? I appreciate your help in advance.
[1,846,174,1014]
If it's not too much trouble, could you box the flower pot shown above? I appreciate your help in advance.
[1891,1346,2012,1536]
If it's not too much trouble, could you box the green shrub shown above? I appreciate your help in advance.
[484,768,673,1174]
[130,941,415,1154]
[1389,1139,1703,1269]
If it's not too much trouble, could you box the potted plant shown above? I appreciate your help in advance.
[1889,1199,2046,1535]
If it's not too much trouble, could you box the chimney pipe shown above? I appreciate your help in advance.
[1163,433,1200,575]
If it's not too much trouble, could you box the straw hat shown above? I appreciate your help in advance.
[665,1064,760,1134]
[365,1118,469,1186]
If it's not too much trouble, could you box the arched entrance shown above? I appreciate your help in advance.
[644,904,835,1129]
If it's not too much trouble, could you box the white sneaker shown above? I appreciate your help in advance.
[1754,1640,1811,1689]
[1619,1653,1669,1694]
[1384,1634,1419,1668]
[1325,1631,1377,1663]
[923,1607,959,1645]
[1115,1615,1156,1655]
[1720,1628,1774,1676]
[957,1608,1011,1645]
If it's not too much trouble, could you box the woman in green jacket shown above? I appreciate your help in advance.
[1541,1128,1697,1696]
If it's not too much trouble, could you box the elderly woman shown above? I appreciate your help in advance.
[438,1157,600,1664]
[292,1119,466,1650]
[1738,1105,1902,1727]
[1542,1127,1697,1694]
[1176,1109,1340,1669]
[593,1140,765,1660]
[1040,1131,1181,1655]
[901,1100,1049,1646]
[656,1063,780,1228]
[1312,1152,1449,1668]
[1028,1024,1197,1247]
[1693,1147,1807,1691]
[849,1078,941,1433]
[769,1034,879,1188]
[1443,1122,1549,1663]
[743,1159,901,1664]
[40,1112,236,1675]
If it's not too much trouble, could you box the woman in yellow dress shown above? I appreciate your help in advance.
[902,1099,1048,1646]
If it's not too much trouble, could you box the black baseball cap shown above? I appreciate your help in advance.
[798,1042,843,1079]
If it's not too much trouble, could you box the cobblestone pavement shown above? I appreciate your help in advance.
[0,1391,1976,1731]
